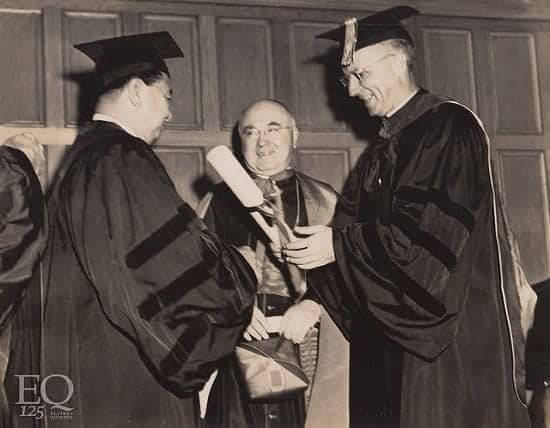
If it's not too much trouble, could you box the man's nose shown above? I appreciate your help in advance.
[257,132,269,145]
[165,109,173,123]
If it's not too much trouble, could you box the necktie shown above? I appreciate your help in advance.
[363,119,397,192]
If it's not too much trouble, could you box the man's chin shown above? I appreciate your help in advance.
[148,130,163,145]
[259,168,288,178]
[249,162,284,177]
[365,104,382,118]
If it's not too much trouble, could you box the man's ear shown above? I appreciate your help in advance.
[393,52,408,76]
[127,78,143,108]
[237,121,243,139]
[291,120,299,148]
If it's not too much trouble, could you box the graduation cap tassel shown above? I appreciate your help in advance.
[341,17,358,67]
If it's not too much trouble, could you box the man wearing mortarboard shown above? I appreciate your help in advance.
[280,6,532,428]
[41,32,256,427]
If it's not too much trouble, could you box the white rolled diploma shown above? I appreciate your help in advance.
[206,145,280,243]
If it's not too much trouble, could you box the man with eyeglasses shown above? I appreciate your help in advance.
[41,32,257,427]
[279,6,531,428]
[200,99,349,428]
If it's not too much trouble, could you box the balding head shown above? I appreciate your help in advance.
[239,100,295,131]
[238,99,298,177]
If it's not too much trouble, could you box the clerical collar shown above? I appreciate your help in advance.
[385,88,420,118]
[92,113,139,139]
[250,167,294,183]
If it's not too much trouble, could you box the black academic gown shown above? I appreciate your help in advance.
[309,90,531,428]
[42,121,256,428]
[527,278,550,389]
[0,147,47,428]
[526,278,550,427]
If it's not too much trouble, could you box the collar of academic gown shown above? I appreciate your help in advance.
[379,88,449,140]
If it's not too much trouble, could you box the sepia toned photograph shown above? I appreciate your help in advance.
[0,0,548,427]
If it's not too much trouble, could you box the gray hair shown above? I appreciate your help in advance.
[384,38,415,74]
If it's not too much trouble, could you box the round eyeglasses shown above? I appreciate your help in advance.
[241,125,292,142]
[339,53,394,88]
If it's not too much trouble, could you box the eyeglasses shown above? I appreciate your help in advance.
[340,53,394,88]
[241,125,293,142]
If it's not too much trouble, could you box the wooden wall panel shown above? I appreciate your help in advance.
[0,9,44,125]
[140,14,201,129]
[422,29,477,111]
[296,149,349,192]
[0,1,549,283]
[289,22,346,131]
[498,150,550,283]
[535,28,550,138]
[62,11,122,126]
[489,32,542,135]
[217,18,274,129]
[154,147,205,207]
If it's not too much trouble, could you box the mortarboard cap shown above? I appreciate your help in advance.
[74,31,184,88]
[316,6,419,66]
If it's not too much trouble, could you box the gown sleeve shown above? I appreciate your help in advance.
[0,148,46,330]
[312,105,491,360]
[62,138,256,394]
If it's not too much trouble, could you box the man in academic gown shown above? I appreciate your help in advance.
[526,278,550,427]
[41,32,256,427]
[0,133,47,427]
[200,99,349,428]
[281,6,531,428]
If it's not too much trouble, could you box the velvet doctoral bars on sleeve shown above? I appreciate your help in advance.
[47,129,256,396]
[328,105,491,360]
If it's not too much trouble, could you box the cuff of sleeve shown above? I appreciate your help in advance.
[302,286,320,303]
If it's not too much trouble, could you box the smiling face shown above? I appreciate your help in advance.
[239,100,297,177]
[342,41,408,117]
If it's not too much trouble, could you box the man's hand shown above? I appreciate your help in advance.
[243,306,270,341]
[281,299,321,344]
[282,225,335,269]
[268,239,284,263]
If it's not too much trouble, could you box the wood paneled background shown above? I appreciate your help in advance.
[1,0,549,283]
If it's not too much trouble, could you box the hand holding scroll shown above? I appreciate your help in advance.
[282,225,335,270]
